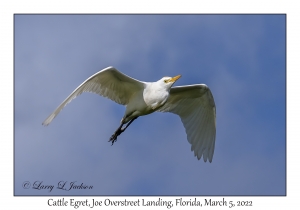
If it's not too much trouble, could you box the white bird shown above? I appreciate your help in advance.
[43,66,216,162]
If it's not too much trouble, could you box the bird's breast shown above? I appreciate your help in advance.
[143,89,169,110]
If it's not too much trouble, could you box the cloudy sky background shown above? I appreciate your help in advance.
[14,14,285,196]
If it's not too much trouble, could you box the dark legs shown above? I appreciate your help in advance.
[109,117,138,145]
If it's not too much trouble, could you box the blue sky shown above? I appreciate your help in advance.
[14,14,285,196]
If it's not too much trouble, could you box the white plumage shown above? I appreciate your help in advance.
[43,66,216,162]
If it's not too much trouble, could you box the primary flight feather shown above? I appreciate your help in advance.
[43,66,216,162]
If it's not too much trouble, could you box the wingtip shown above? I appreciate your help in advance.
[42,122,48,126]
[194,150,213,163]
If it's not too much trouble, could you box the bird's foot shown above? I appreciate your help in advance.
[108,128,124,145]
[109,134,118,145]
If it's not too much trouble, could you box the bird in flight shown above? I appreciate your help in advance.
[43,66,216,162]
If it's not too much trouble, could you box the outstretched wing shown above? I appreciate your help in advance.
[158,84,216,162]
[42,66,145,126]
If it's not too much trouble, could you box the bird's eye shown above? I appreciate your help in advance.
[164,79,168,83]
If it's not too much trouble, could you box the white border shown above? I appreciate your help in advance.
[2,0,298,209]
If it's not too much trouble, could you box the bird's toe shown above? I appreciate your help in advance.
[109,133,118,145]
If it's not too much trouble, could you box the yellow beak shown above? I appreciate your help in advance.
[168,75,181,83]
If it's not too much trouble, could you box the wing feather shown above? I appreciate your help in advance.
[42,66,145,126]
[158,84,216,162]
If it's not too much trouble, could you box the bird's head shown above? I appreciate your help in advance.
[158,75,181,89]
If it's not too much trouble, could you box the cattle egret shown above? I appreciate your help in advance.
[43,66,216,162]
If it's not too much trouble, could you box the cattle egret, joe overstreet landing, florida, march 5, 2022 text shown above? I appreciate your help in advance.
[43,66,216,162]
